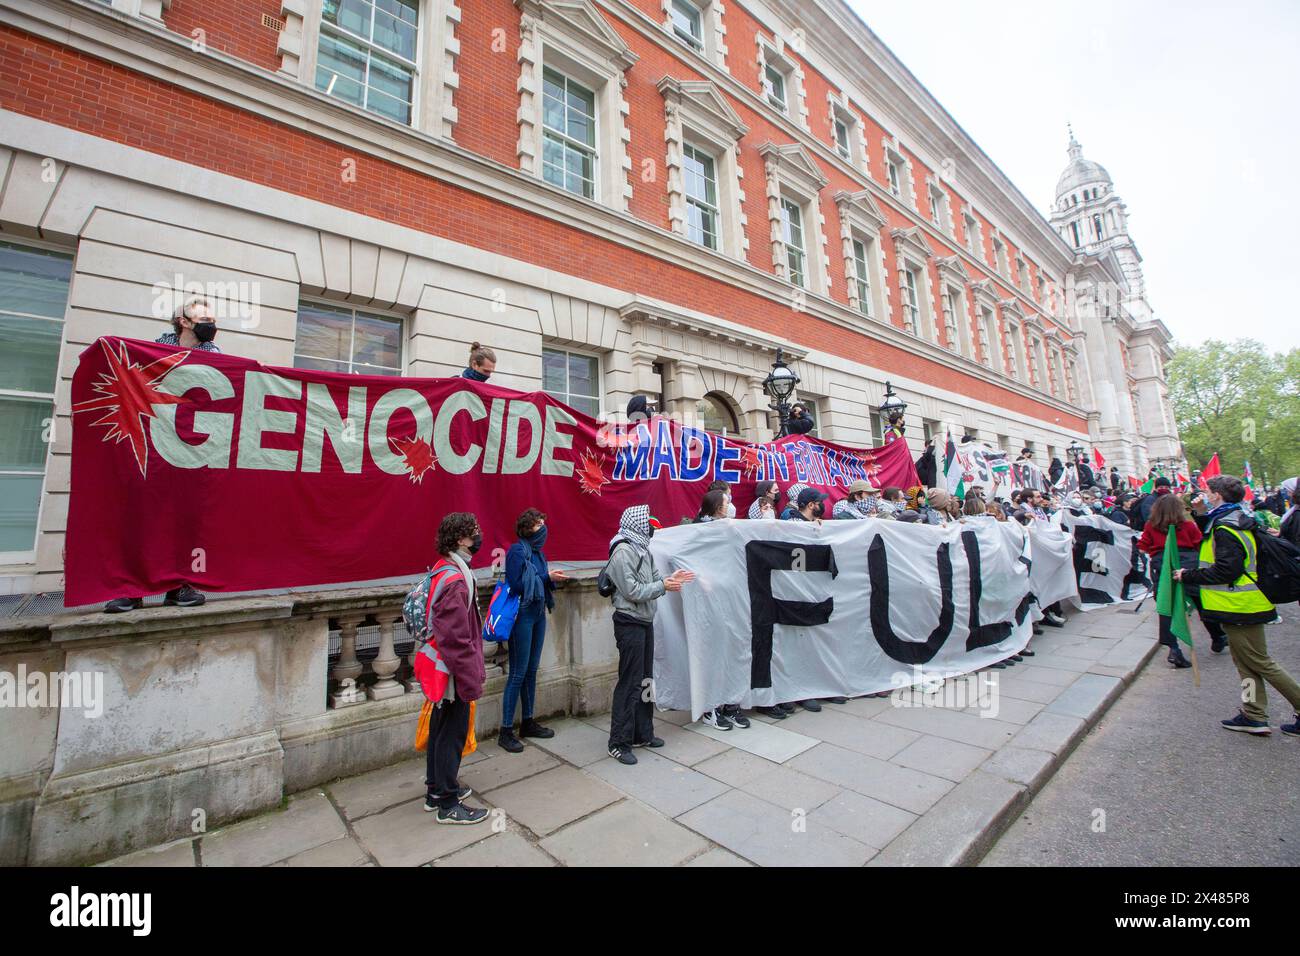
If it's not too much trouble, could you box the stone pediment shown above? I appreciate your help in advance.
[657,77,748,141]
[517,0,639,71]
[890,225,933,262]
[757,141,829,193]
[833,189,887,232]
[936,254,969,286]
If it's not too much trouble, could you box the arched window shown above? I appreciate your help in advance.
[1093,214,1104,239]
[696,392,739,435]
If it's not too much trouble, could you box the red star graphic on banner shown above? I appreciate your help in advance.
[575,447,610,496]
[390,435,437,484]
[72,340,189,477]
[738,444,765,477]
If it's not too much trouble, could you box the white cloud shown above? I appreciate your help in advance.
[846,0,1300,351]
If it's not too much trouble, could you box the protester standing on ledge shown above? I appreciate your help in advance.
[423,512,490,824]
[461,342,496,382]
[1176,476,1300,737]
[104,296,220,614]
[497,508,568,755]
[606,506,694,765]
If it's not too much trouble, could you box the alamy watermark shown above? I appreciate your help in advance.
[0,664,104,718]
[888,665,1000,719]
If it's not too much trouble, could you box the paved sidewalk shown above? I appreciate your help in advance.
[102,603,1157,867]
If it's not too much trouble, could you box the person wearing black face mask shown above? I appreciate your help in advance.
[786,487,828,522]
[461,342,496,382]
[498,508,568,754]
[422,511,491,825]
[104,297,220,614]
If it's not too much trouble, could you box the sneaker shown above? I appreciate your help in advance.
[1166,647,1192,669]
[1210,636,1227,654]
[823,697,849,705]
[423,788,473,811]
[103,597,143,614]
[608,744,637,765]
[435,802,490,825]
[633,736,664,748]
[721,705,751,729]
[1281,715,1300,737]
[757,705,788,720]
[1220,712,1271,736]
[702,710,733,731]
[1042,611,1066,627]
[1019,648,1035,657]
[520,717,554,739]
[497,729,525,754]
[163,585,206,608]
[1032,624,1044,636]
[797,699,822,713]
[777,702,797,715]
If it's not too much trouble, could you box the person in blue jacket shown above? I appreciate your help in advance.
[498,508,568,753]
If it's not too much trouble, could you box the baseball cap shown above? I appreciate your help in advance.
[797,488,829,509]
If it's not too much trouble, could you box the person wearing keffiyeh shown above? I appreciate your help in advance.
[748,480,781,519]
[606,506,694,765]
[781,483,809,520]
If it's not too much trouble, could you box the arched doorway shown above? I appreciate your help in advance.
[696,392,739,436]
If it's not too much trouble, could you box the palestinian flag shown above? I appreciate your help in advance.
[943,431,965,499]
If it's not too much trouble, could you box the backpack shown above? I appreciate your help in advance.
[596,541,644,600]
[1248,533,1300,605]
[402,561,462,641]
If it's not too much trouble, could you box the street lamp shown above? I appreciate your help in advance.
[1067,439,1084,463]
[879,381,907,419]
[763,348,800,437]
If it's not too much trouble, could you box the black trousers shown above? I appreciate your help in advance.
[425,696,470,808]
[609,612,655,749]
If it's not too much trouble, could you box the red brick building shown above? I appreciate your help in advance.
[0,0,1178,594]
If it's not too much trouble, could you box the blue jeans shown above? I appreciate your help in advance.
[502,603,547,728]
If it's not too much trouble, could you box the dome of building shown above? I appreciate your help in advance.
[1055,129,1112,199]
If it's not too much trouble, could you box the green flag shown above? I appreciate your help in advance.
[1139,477,1155,494]
[1155,526,1192,647]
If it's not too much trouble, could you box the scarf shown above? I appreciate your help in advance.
[610,504,652,553]
[445,549,475,611]
[1204,501,1242,528]
[515,533,549,607]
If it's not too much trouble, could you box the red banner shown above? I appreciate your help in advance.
[65,338,919,605]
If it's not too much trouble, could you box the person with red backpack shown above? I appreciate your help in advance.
[418,512,490,824]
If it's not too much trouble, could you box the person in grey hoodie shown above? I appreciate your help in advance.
[606,505,694,764]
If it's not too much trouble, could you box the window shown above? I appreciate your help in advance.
[295,301,403,375]
[682,143,720,250]
[886,157,902,198]
[964,213,979,254]
[542,67,597,200]
[763,62,787,113]
[0,242,70,558]
[670,0,704,50]
[927,182,950,233]
[851,238,872,317]
[833,117,851,160]
[869,410,883,445]
[1015,257,1027,290]
[901,266,921,331]
[542,347,600,417]
[315,0,419,124]
[696,392,738,435]
[780,197,806,288]
[992,236,1008,275]
[1092,214,1104,239]
[1069,221,1081,247]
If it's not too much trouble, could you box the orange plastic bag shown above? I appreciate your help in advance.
[462,700,477,757]
[414,699,432,752]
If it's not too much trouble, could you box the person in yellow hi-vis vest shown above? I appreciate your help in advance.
[1176,475,1300,736]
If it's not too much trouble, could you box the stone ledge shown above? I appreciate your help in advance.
[49,597,295,644]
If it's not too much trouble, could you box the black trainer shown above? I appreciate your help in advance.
[823,697,849,705]
[757,705,788,720]
[520,717,554,739]
[608,744,637,765]
[435,802,490,825]
[777,701,797,714]
[633,736,664,748]
[164,585,206,608]
[797,699,822,713]
[497,729,525,753]
[423,787,473,811]
[1211,635,1227,654]
[103,597,143,614]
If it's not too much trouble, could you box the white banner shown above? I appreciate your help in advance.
[946,441,1049,500]
[1054,510,1151,610]
[650,518,1040,719]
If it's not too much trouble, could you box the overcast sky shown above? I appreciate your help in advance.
[847,0,1300,352]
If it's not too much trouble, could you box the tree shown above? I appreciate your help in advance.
[1167,340,1300,488]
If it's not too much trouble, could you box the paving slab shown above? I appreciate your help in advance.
[979,746,1057,790]
[1021,652,1093,673]
[585,749,730,818]
[540,799,708,866]
[352,796,496,866]
[891,734,992,783]
[775,707,921,760]
[327,757,427,821]
[201,792,346,867]
[679,789,875,867]
[1012,662,1086,686]
[684,717,818,763]
[692,748,784,788]
[461,743,559,793]
[871,705,1019,750]
[836,695,895,719]
[787,742,954,815]
[433,830,556,867]
[991,674,1067,704]
[1010,711,1086,756]
[807,789,917,850]
[868,770,1027,866]
[654,708,693,726]
[98,838,195,867]
[738,764,842,813]
[684,848,753,867]
[524,718,613,767]
[272,836,370,867]
[651,720,733,766]
[486,765,622,836]
[964,694,1044,725]
[1044,673,1123,721]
